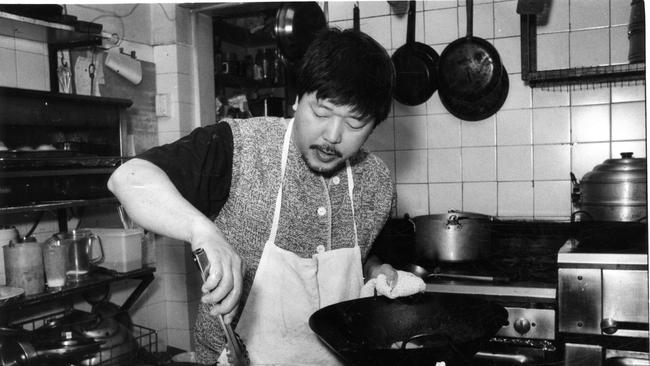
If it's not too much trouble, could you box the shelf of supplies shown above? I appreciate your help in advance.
[0,267,156,325]
[0,197,119,214]
[0,10,108,46]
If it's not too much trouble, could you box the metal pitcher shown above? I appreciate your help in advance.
[46,229,104,283]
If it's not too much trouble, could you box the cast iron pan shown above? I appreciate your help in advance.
[438,0,503,101]
[440,65,509,121]
[392,0,439,106]
[309,292,508,366]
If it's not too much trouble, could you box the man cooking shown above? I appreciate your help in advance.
[108,28,423,365]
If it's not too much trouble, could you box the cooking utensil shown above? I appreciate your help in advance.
[404,263,508,283]
[571,152,647,222]
[413,210,494,263]
[439,64,509,121]
[353,2,360,32]
[438,0,504,101]
[192,248,249,366]
[309,292,508,366]
[275,2,327,64]
[392,0,439,106]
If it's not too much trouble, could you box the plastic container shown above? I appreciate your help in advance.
[88,228,143,272]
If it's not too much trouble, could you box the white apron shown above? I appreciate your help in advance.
[223,118,364,365]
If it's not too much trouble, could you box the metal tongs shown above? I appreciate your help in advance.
[192,248,250,366]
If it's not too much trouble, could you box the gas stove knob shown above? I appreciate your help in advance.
[513,318,531,335]
[600,318,618,335]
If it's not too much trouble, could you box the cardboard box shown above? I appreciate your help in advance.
[88,228,143,272]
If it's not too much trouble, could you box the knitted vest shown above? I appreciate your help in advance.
[194,116,393,364]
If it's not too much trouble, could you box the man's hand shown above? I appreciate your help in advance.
[190,219,245,323]
[366,260,398,289]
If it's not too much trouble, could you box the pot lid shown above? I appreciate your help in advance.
[581,152,647,183]
[415,210,493,221]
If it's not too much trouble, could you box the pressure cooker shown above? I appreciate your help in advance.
[571,152,647,222]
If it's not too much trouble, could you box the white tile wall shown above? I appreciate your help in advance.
[351,0,646,220]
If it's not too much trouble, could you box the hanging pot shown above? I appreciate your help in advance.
[391,0,439,106]
[274,2,327,64]
[571,152,647,222]
[438,0,504,102]
[439,65,509,121]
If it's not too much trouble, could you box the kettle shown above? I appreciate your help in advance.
[45,229,104,283]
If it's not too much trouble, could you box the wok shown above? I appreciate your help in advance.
[309,292,508,366]
[391,0,439,106]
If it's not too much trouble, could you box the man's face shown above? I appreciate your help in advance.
[293,92,376,175]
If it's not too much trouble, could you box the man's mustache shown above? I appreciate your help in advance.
[310,144,342,157]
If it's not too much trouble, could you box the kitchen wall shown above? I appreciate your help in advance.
[323,0,646,220]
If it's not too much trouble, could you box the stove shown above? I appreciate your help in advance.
[374,219,572,365]
[557,221,648,366]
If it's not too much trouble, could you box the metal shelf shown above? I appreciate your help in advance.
[517,2,646,89]
[0,10,106,45]
[0,197,118,215]
[526,63,646,89]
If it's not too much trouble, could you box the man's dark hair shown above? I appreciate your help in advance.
[296,28,395,125]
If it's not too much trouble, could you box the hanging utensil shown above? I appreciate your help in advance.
[438,0,504,101]
[275,2,327,64]
[391,0,439,106]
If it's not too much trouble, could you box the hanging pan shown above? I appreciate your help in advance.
[275,2,327,64]
[440,65,509,121]
[391,0,439,106]
[438,0,505,102]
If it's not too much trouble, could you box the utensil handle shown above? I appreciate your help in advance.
[89,234,104,264]
[407,0,416,44]
[466,0,473,37]
[192,248,249,366]
[353,2,360,32]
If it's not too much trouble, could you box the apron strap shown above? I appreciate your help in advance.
[345,161,358,246]
[268,118,294,245]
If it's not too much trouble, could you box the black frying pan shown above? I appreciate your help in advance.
[438,0,503,101]
[309,292,508,366]
[440,65,509,121]
[391,0,439,106]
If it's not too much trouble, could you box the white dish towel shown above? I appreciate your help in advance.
[360,270,426,299]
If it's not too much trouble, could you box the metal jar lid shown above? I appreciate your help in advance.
[581,152,647,183]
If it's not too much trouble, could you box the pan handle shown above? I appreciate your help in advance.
[466,0,473,37]
[406,0,416,44]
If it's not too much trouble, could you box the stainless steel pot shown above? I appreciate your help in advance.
[413,210,493,263]
[572,152,647,222]
[274,2,326,64]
